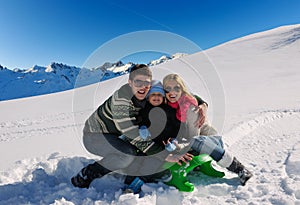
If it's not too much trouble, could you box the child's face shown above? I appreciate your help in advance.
[164,80,182,103]
[148,93,164,106]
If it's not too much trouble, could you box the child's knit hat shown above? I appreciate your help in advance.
[147,80,165,98]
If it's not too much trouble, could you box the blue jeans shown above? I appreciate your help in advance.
[190,135,225,162]
[84,133,169,177]
[83,133,138,173]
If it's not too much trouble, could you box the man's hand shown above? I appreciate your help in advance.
[139,125,151,140]
[165,153,194,166]
[194,103,208,128]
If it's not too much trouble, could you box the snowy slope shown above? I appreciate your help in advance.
[0,24,300,204]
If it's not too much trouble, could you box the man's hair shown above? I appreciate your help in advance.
[129,64,152,80]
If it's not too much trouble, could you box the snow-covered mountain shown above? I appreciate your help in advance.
[0,62,132,101]
[0,24,300,204]
[0,54,185,101]
[148,53,187,66]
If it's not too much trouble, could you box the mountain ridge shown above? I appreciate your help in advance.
[0,54,185,101]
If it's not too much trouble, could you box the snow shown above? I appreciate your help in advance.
[148,53,188,66]
[106,63,133,73]
[1,24,300,204]
[148,55,171,66]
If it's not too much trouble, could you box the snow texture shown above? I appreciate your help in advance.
[0,24,300,204]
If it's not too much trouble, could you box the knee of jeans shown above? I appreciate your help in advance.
[83,133,100,155]
[123,146,138,155]
[191,135,207,150]
[119,154,135,166]
[211,135,224,148]
[109,153,135,169]
[193,135,208,142]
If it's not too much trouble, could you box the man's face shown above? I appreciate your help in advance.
[148,93,164,106]
[128,74,151,100]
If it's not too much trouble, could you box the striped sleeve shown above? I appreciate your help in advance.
[110,90,140,139]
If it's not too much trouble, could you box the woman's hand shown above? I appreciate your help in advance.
[165,152,194,165]
[194,103,208,128]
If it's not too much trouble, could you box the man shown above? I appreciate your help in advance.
[71,64,153,188]
[71,65,207,189]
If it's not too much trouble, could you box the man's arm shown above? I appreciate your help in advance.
[110,96,140,139]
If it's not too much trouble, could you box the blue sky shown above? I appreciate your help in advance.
[1,0,300,69]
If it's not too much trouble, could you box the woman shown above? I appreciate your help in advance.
[162,73,253,186]
[122,79,221,193]
[125,74,252,193]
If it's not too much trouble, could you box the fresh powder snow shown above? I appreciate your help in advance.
[0,24,300,204]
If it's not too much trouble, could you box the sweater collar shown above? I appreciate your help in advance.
[132,95,147,108]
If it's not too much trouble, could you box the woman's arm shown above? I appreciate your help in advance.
[192,94,208,128]
[193,94,208,107]
[165,106,200,154]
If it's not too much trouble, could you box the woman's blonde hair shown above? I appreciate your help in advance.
[163,74,194,99]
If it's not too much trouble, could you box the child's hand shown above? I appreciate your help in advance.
[139,125,151,140]
[163,138,178,152]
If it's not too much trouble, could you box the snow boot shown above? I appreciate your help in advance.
[123,177,145,194]
[227,157,253,186]
[71,163,104,188]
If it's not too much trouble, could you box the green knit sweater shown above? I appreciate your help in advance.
[83,84,153,151]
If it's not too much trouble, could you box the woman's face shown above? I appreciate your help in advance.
[164,80,182,103]
[148,92,164,106]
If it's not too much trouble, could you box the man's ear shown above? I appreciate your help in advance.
[128,79,132,87]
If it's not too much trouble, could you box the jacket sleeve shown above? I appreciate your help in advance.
[138,106,151,128]
[177,95,198,122]
[175,106,200,154]
[110,92,140,139]
[110,91,156,152]
[193,94,208,107]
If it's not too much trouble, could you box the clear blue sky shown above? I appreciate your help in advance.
[1,0,300,69]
